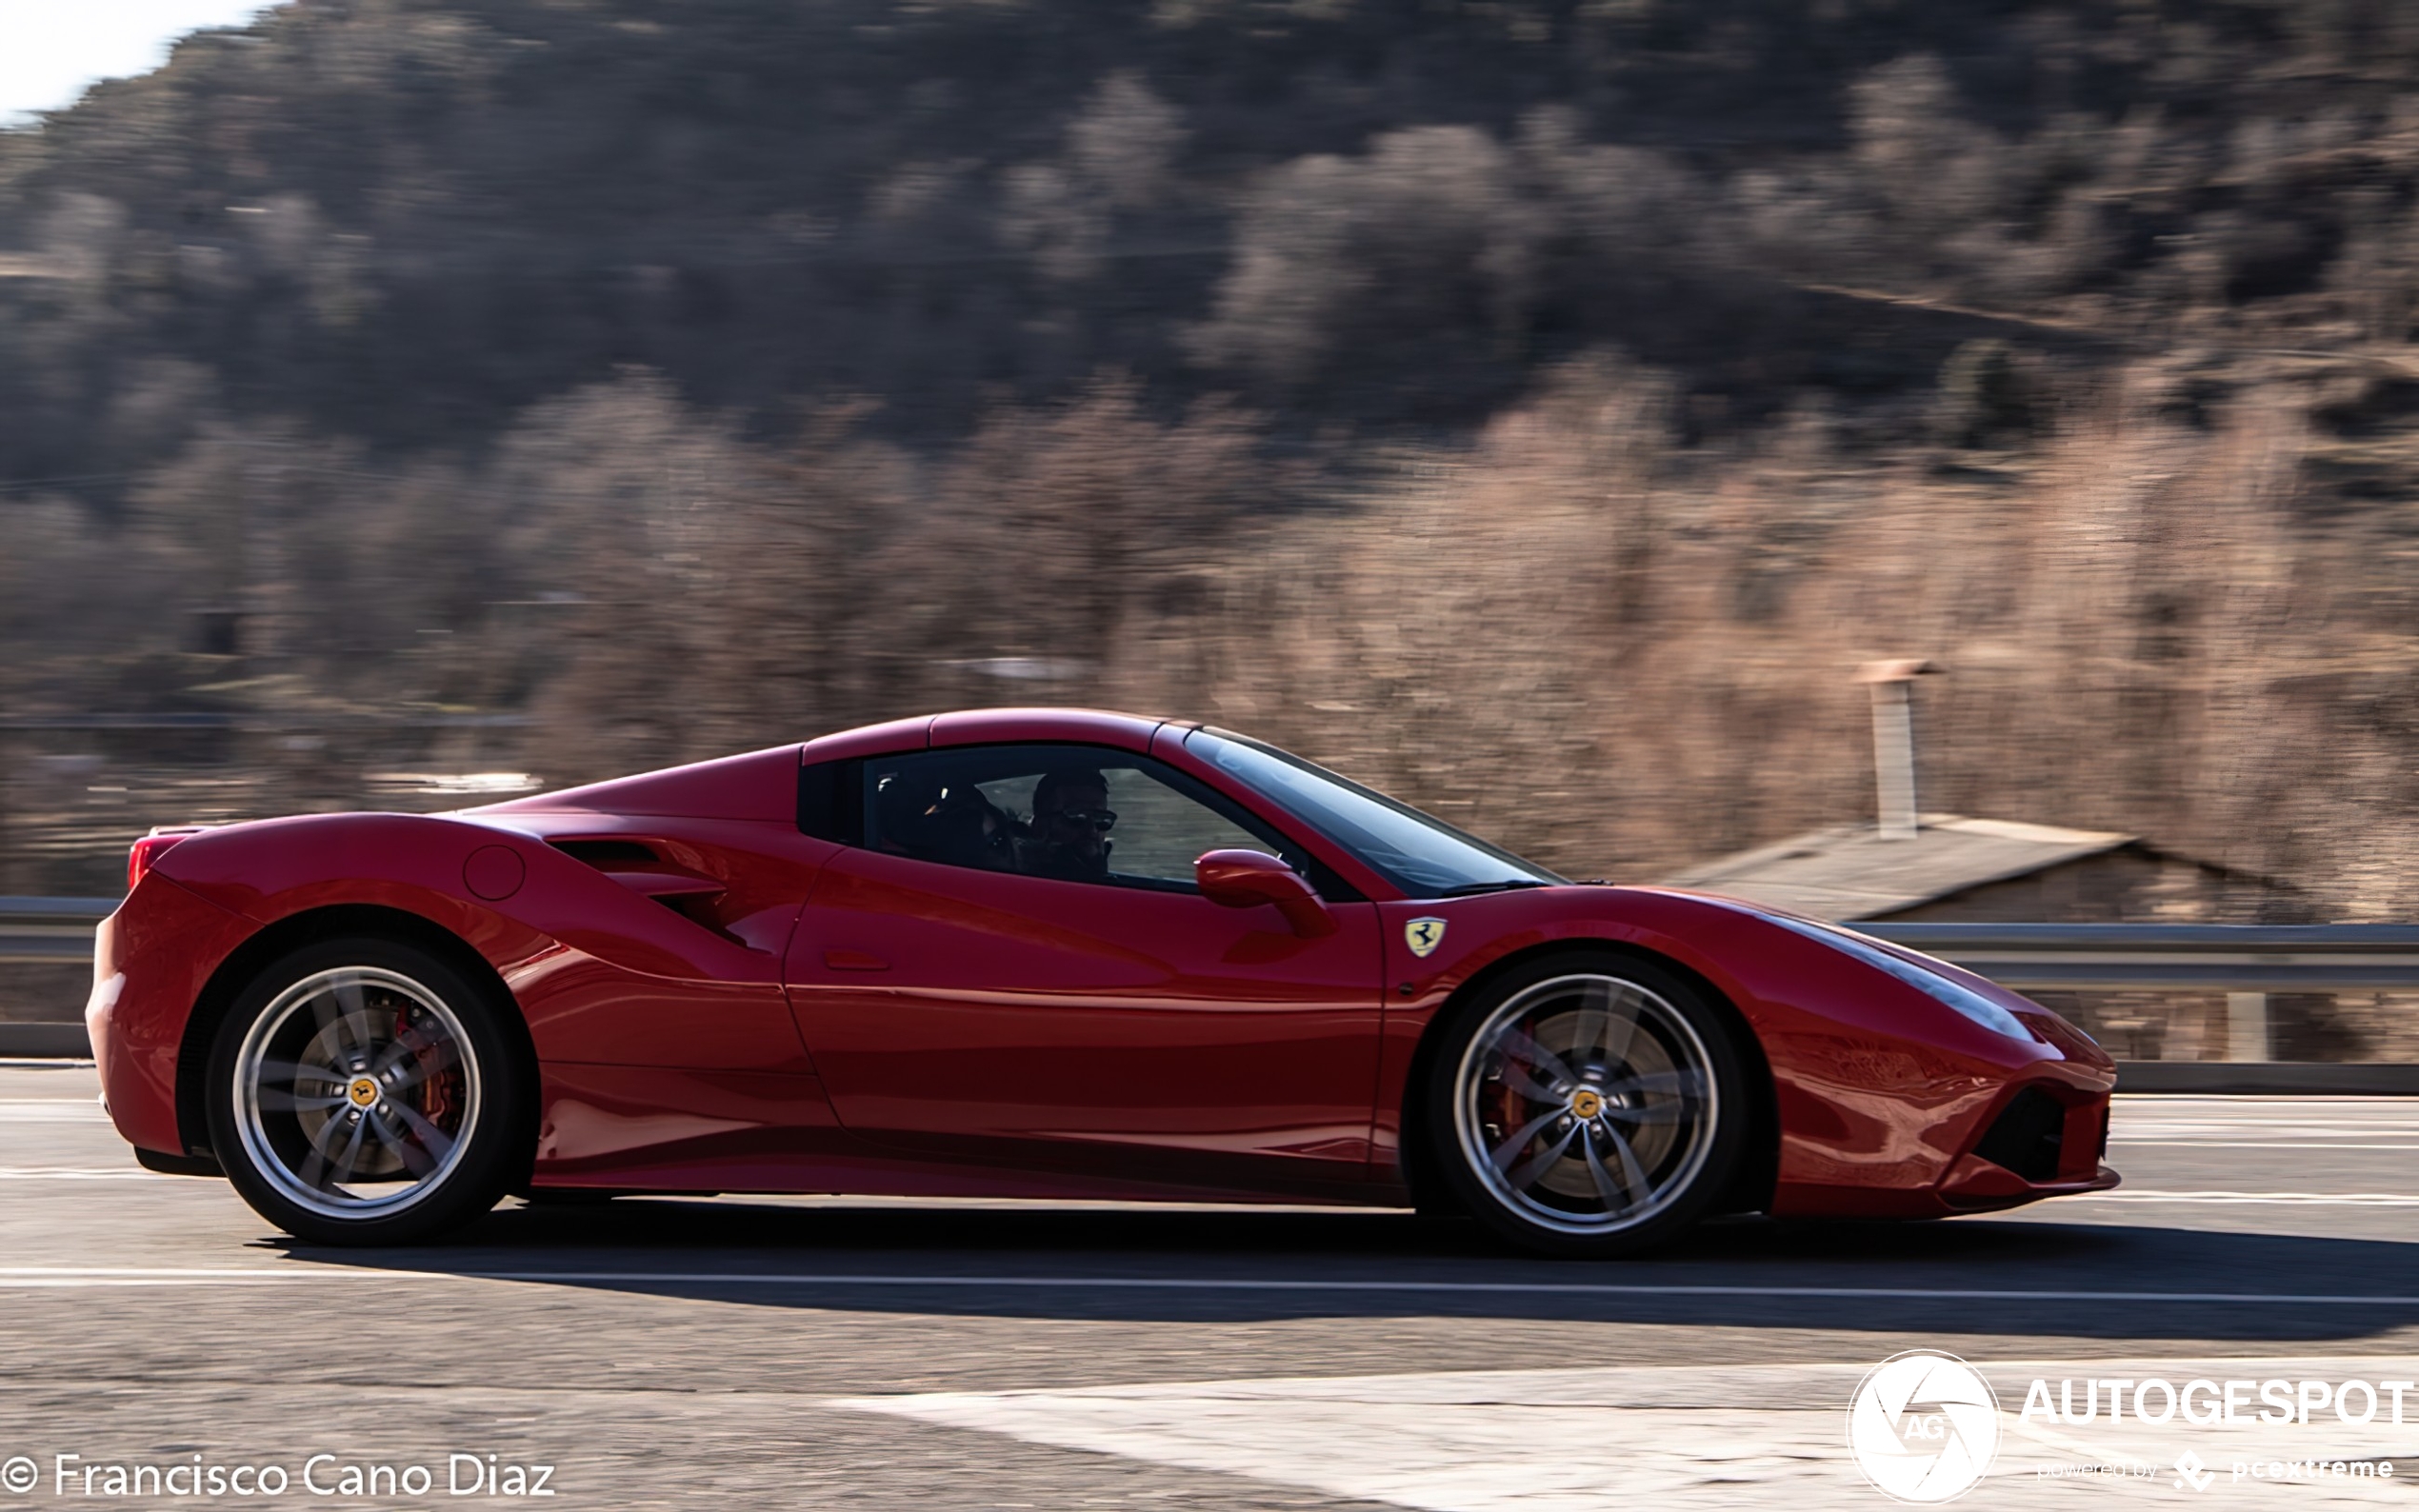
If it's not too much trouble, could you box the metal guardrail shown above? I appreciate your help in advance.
[10,902,2419,985]
[2,901,2418,1084]
[0,899,112,1056]
[0,897,116,964]
[1857,923,2419,993]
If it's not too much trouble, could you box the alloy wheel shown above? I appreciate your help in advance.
[230,965,481,1221]
[1449,971,1718,1236]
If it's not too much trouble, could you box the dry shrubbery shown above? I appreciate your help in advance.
[453,357,2419,919]
[1110,361,2414,902]
[13,346,2419,918]
[518,375,1269,775]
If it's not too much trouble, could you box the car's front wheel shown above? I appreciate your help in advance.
[206,936,529,1245]
[1426,952,1749,1257]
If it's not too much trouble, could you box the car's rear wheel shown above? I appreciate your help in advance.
[1426,951,1749,1257]
[206,936,529,1245]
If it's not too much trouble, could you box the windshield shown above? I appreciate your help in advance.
[1190,728,1563,897]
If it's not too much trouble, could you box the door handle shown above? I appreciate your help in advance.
[823,948,890,972]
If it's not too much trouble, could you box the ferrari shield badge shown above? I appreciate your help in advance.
[1404,917,1447,958]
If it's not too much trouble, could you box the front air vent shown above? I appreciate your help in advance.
[549,839,658,866]
[1972,1086,2066,1183]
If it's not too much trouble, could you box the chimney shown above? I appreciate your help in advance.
[1854,659,1941,841]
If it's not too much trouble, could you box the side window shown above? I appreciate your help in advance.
[797,758,863,843]
[863,745,1287,891]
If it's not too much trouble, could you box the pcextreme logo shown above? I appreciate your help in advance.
[1849,1350,2003,1503]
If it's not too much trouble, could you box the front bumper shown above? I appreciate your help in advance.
[1771,1055,2119,1220]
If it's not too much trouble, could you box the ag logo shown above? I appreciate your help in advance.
[1404,918,1447,958]
[1848,1350,2000,1503]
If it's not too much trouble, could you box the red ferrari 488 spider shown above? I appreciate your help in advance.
[90,708,2117,1254]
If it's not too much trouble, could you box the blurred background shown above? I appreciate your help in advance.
[8,0,2419,1054]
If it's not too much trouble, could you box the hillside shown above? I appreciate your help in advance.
[11,0,2419,459]
[9,0,2419,914]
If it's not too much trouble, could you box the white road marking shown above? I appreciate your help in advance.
[2125,1128,2419,1139]
[0,1167,165,1180]
[0,1100,108,1121]
[2072,1190,2419,1205]
[2,1267,2419,1306]
[2120,1142,2419,1150]
[834,1359,2419,1511]
[2122,1097,2419,1106]
[2116,1100,2419,1134]
[2122,1118,2419,1126]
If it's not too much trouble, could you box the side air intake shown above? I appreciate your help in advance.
[548,839,659,866]
[1971,1086,2066,1183]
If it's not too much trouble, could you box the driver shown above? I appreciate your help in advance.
[1020,768,1114,881]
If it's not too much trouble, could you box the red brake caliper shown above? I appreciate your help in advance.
[398,1006,461,1151]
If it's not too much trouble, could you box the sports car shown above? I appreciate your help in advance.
[89,708,2118,1254]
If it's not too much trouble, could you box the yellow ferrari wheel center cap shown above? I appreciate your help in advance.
[1569,1088,1605,1120]
[346,1076,380,1110]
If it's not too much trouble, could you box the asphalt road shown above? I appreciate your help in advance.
[4,1064,2418,1509]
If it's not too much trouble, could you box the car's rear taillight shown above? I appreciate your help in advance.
[127,827,207,890]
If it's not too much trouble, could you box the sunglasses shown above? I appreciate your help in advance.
[1051,808,1117,832]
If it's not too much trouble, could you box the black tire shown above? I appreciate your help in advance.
[206,935,530,1245]
[1424,949,1749,1258]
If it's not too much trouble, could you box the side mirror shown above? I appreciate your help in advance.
[1195,848,1336,938]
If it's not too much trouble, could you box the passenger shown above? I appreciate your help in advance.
[926,783,1018,870]
[1018,768,1114,881]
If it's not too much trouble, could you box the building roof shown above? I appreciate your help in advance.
[1659,814,2135,922]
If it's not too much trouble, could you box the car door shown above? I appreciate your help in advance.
[781,743,1386,1195]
